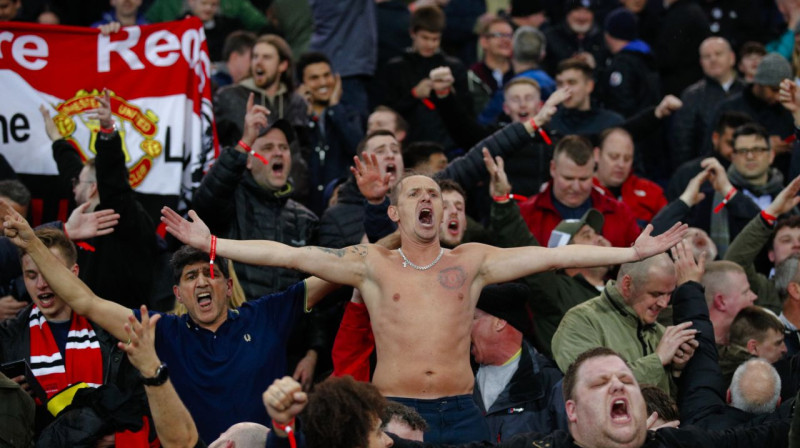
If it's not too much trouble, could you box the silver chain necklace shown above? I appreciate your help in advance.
[397,248,444,270]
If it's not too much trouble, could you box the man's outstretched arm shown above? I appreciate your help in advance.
[162,207,368,288]
[1,202,131,342]
[477,222,688,287]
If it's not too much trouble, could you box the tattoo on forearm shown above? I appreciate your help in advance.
[312,247,346,258]
[310,245,368,258]
[438,266,466,290]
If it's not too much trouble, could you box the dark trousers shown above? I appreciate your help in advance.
[387,394,490,444]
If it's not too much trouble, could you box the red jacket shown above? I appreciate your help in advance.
[331,301,374,382]
[519,182,641,248]
[593,175,668,224]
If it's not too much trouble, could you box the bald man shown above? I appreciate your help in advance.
[729,358,782,414]
[552,250,700,394]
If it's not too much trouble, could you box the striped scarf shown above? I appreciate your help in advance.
[28,305,103,398]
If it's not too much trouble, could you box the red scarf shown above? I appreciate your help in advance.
[28,305,103,398]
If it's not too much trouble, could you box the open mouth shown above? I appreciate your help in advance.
[197,292,212,310]
[610,398,630,423]
[418,208,433,226]
[271,161,285,175]
[517,111,530,119]
[38,293,55,308]
[447,219,460,235]
[385,163,397,177]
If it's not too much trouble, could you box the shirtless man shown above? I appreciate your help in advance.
[159,173,687,442]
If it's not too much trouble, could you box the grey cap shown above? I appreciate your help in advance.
[547,208,604,248]
[754,53,792,87]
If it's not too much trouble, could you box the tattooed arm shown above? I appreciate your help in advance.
[161,207,369,288]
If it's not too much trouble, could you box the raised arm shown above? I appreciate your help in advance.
[477,222,688,287]
[1,202,131,342]
[162,207,367,288]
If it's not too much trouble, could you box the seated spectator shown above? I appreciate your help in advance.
[597,8,660,118]
[373,5,472,149]
[518,135,640,248]
[720,307,787,386]
[671,37,744,169]
[296,51,364,215]
[551,249,700,394]
[592,127,667,225]
[667,111,753,201]
[91,0,147,27]
[702,261,758,346]
[548,58,625,137]
[471,283,566,441]
[739,41,767,83]
[543,0,607,75]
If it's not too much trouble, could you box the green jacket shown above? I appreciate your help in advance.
[718,343,754,388]
[145,0,268,32]
[490,200,600,358]
[724,214,781,314]
[551,281,672,394]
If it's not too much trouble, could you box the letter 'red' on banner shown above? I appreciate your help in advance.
[0,18,218,211]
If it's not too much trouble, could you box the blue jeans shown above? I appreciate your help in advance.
[387,395,490,444]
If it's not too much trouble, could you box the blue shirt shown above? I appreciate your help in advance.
[134,281,306,443]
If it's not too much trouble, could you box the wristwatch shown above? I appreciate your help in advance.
[141,363,169,386]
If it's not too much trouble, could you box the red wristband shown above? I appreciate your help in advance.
[761,210,778,226]
[98,120,115,134]
[713,187,737,213]
[492,193,528,202]
[209,235,217,279]
[238,139,269,165]
[528,118,552,145]
[272,419,298,448]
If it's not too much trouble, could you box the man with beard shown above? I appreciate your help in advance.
[543,0,608,74]
[214,34,307,148]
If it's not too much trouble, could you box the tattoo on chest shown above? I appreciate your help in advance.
[438,266,466,290]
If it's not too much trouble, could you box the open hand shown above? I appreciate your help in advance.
[117,305,162,378]
[39,105,64,141]
[64,202,120,240]
[766,174,800,217]
[671,240,706,285]
[533,87,571,126]
[678,169,709,207]
[482,147,511,198]
[350,153,390,204]
[633,222,689,261]
[161,207,212,252]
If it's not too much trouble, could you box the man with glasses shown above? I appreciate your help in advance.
[468,17,515,114]
[652,123,786,257]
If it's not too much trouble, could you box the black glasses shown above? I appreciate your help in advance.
[732,146,770,156]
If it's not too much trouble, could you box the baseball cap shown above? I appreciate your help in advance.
[754,53,792,88]
[547,209,604,248]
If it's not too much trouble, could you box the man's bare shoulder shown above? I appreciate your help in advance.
[449,242,493,255]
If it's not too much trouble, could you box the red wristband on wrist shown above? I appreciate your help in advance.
[761,210,778,226]
[238,140,269,165]
[528,118,552,145]
[713,187,737,213]
[98,120,115,134]
[209,235,217,279]
[492,193,528,202]
[272,419,298,448]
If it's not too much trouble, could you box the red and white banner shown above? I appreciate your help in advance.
[0,18,217,208]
